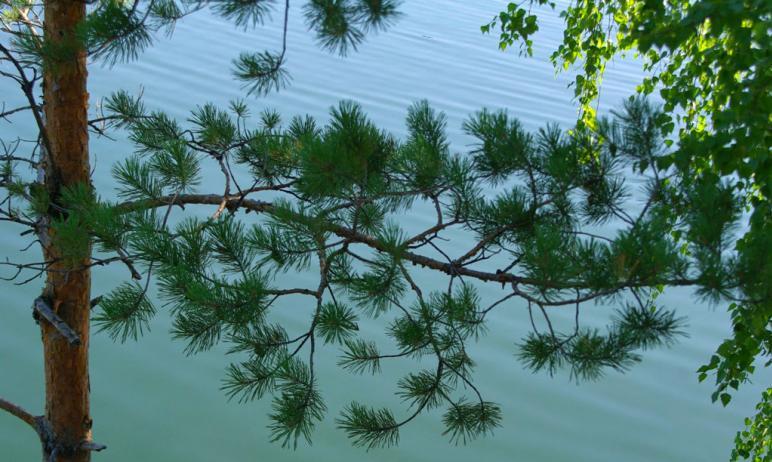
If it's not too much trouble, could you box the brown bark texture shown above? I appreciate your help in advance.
[41,1,92,461]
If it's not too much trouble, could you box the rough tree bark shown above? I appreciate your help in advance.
[40,0,92,460]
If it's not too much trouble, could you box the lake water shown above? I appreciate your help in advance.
[1,1,769,461]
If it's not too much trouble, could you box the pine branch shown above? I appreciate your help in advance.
[33,297,81,346]
[0,103,37,120]
[75,95,759,448]
[118,193,700,294]
[0,397,107,454]
[0,43,50,155]
[0,397,38,431]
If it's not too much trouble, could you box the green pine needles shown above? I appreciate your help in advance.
[487,4,772,440]
[1,0,767,455]
[17,94,755,449]
[4,0,400,92]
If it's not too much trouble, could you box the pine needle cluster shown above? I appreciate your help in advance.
[24,94,753,448]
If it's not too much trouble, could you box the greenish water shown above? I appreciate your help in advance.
[1,2,768,461]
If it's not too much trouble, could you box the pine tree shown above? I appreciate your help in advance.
[0,0,764,459]
[0,1,399,460]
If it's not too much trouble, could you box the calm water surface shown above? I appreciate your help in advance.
[1,1,768,461]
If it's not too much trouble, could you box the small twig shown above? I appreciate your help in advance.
[212,155,231,219]
[0,103,37,120]
[0,397,37,430]
[80,441,107,452]
[116,248,142,280]
[33,297,81,346]
[0,43,50,155]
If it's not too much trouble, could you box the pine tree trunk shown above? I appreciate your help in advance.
[41,1,92,461]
